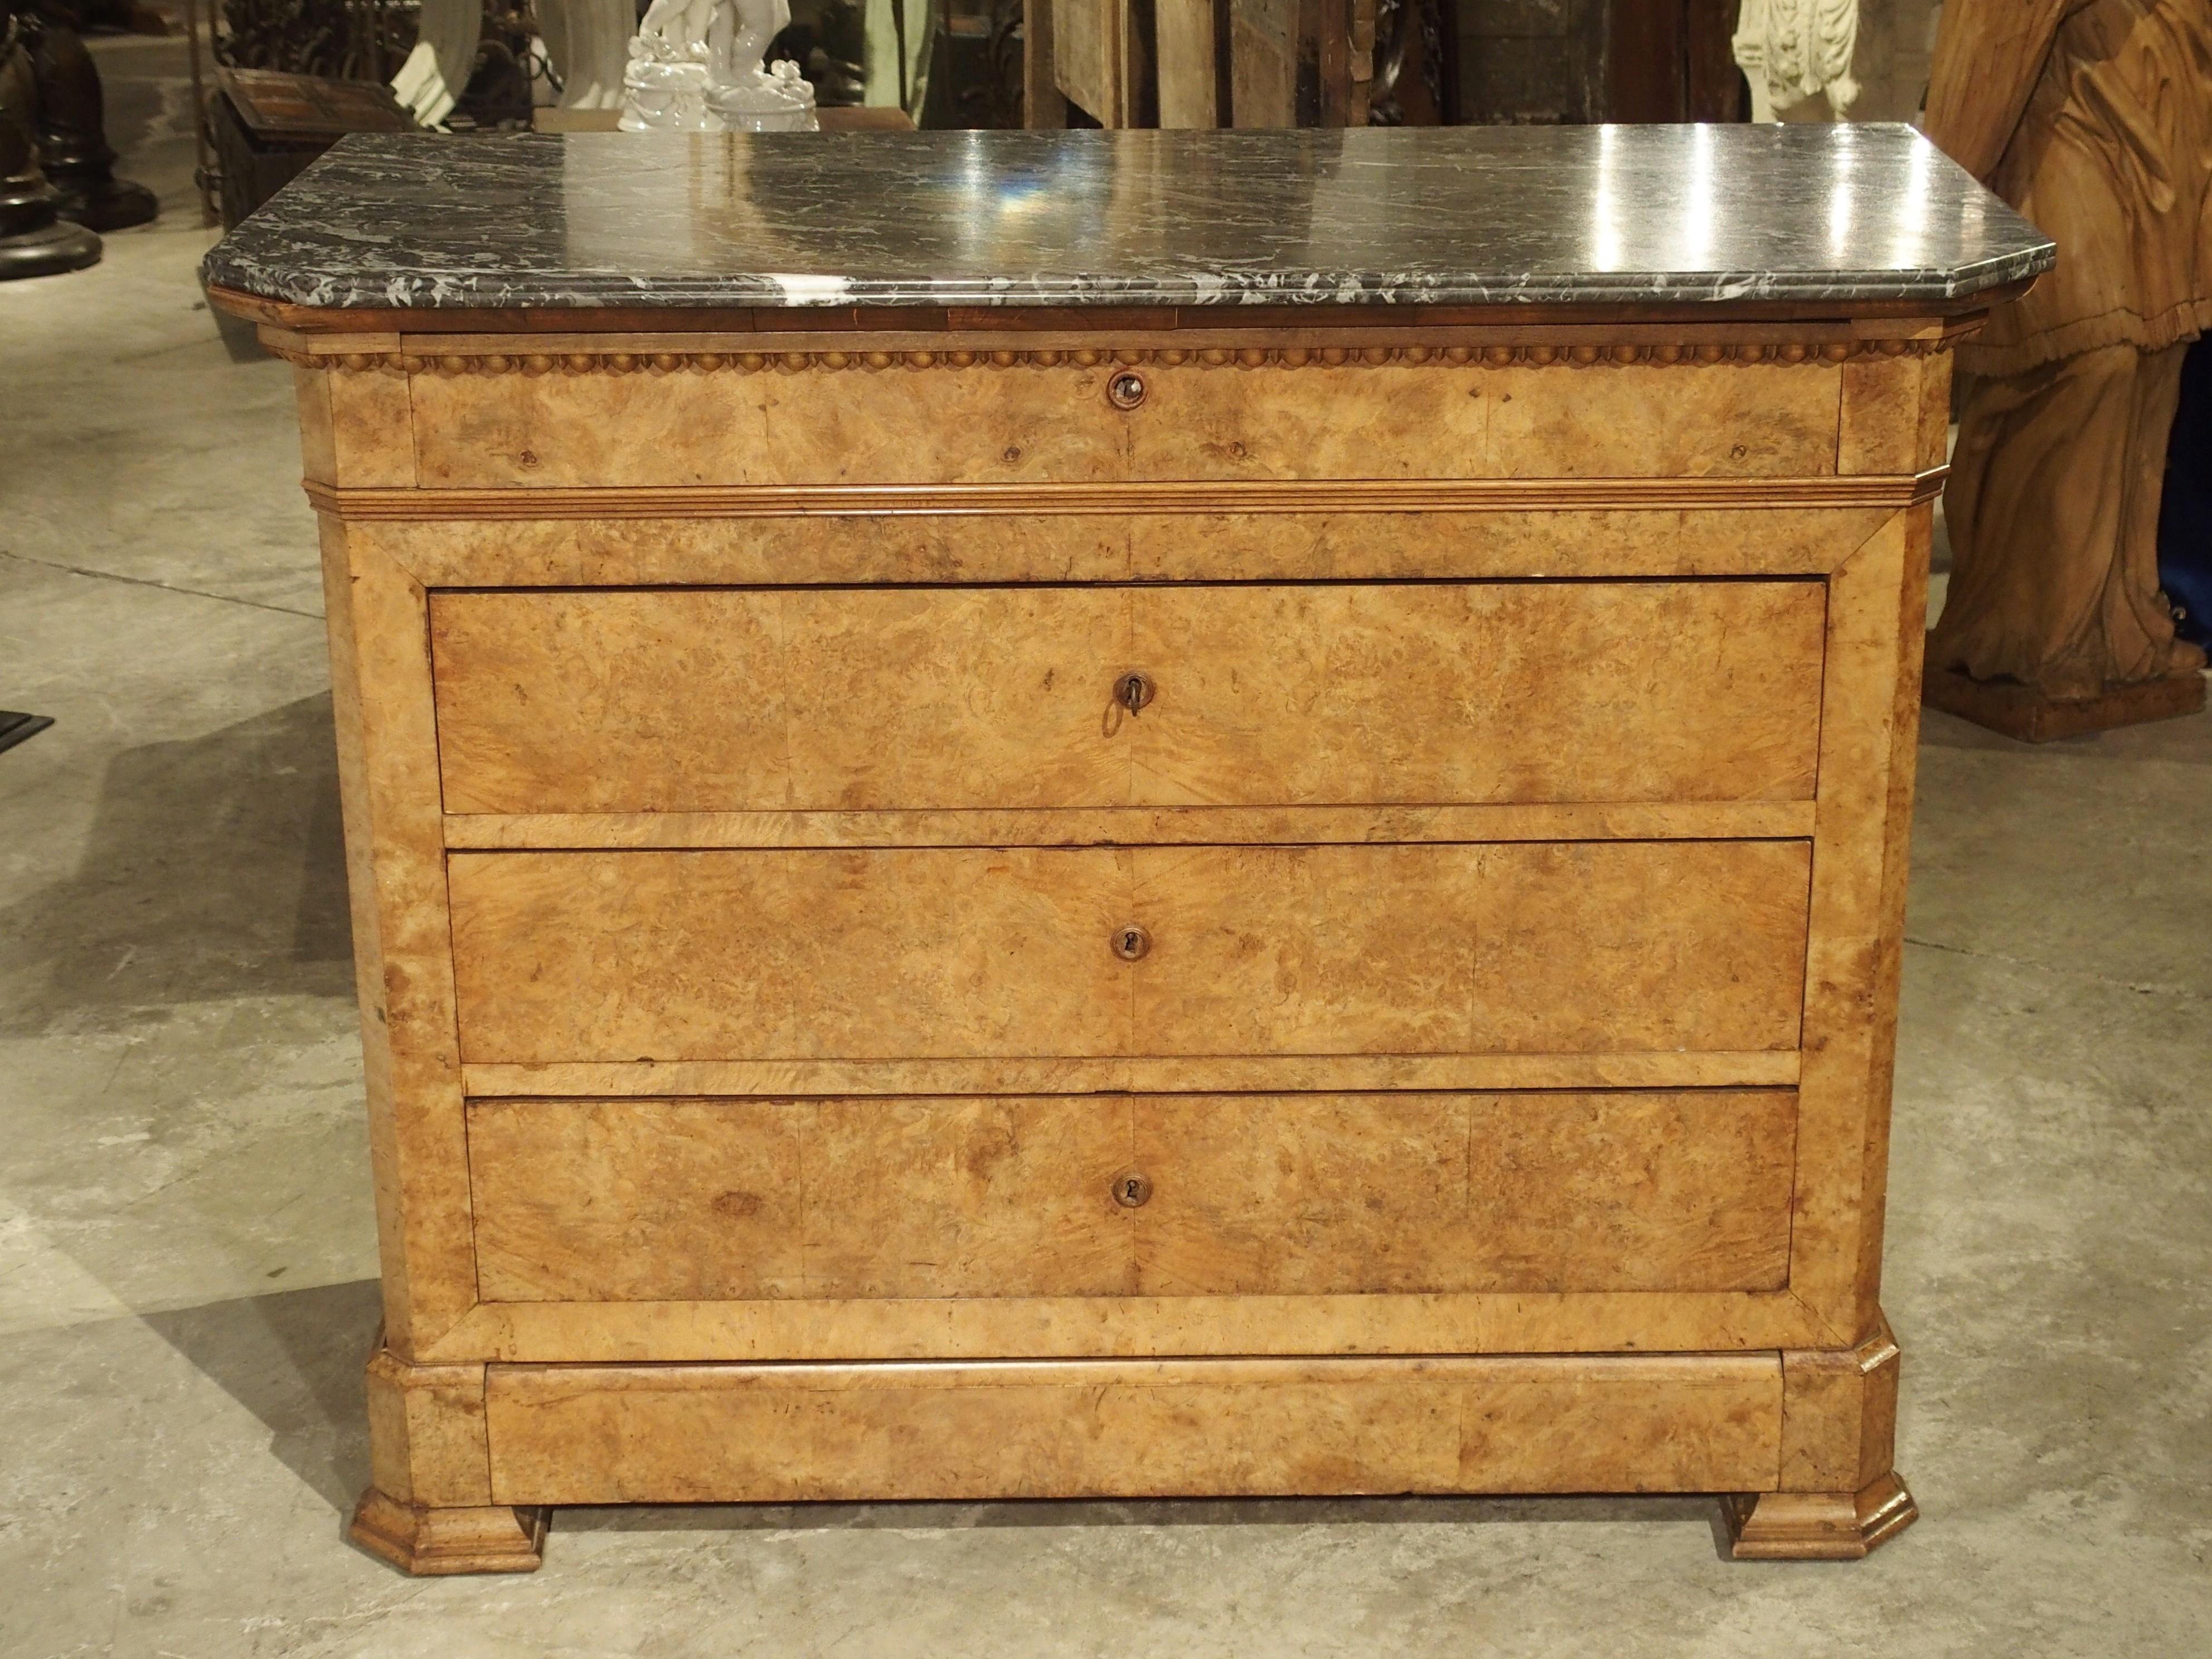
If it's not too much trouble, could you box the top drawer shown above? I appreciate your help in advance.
[403,355,1846,488]
[430,580,1826,814]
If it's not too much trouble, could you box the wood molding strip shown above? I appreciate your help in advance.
[308,472,1944,523]
[212,285,1992,338]
[423,1289,1827,1364]
[275,337,1948,375]
[440,802,1821,850]
[457,1051,1804,1099]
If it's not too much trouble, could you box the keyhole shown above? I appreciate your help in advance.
[1112,1169,1153,1208]
[1113,924,1151,961]
[1117,671,1154,714]
[1108,371,1147,410]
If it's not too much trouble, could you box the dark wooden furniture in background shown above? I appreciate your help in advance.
[1455,0,1742,124]
[0,12,101,274]
[207,67,410,229]
[1027,0,1744,128]
[4,0,156,231]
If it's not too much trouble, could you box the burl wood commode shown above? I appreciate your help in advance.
[206,125,2053,1573]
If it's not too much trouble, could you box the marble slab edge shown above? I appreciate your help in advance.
[200,251,2056,316]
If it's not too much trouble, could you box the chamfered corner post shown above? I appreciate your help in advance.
[350,1346,549,1575]
[1723,1314,1918,1560]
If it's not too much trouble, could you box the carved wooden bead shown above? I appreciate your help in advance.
[333,337,1959,378]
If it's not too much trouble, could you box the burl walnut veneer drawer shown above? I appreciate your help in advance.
[406,357,1846,489]
[445,841,1811,1065]
[429,581,1826,814]
[467,1090,1797,1301]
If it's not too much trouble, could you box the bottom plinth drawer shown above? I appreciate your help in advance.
[467,1089,1797,1301]
[483,1354,1786,1504]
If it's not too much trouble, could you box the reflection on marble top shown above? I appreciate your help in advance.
[203,125,2053,312]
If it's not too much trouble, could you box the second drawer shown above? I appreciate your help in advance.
[468,1089,1799,1301]
[447,840,1812,1065]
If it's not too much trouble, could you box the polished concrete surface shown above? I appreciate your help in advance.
[3,36,2209,1659]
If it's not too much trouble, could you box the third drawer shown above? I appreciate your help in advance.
[467,1089,1799,1301]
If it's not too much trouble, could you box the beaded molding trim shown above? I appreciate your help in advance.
[277,338,1941,375]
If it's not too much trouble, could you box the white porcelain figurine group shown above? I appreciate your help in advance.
[619,0,819,132]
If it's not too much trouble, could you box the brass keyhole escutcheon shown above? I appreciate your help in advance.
[1117,671,1155,714]
[1107,370,1147,410]
[1112,1169,1153,1208]
[1113,924,1151,962]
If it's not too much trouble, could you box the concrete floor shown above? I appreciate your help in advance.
[3,35,2209,1659]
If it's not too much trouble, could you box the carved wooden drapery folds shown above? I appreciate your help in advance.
[1923,0,2211,730]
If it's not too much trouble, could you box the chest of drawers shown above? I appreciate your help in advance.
[206,125,2052,1574]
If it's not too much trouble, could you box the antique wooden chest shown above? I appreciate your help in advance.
[205,125,2053,1573]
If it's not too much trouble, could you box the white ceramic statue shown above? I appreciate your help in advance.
[1732,0,1862,120]
[620,0,818,132]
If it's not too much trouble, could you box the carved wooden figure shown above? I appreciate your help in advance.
[203,125,2052,1573]
[1923,0,2212,738]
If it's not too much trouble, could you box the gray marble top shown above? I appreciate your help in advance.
[203,124,2053,313]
